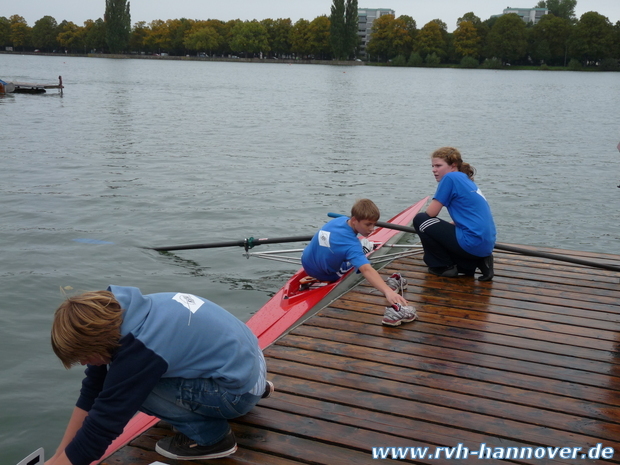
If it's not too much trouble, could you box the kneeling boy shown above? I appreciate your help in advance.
[47,286,270,465]
[301,198,409,308]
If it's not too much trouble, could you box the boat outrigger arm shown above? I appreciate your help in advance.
[243,243,423,265]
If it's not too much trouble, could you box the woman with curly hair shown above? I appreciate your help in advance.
[413,147,496,281]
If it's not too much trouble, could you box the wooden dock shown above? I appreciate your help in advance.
[11,76,63,93]
[101,244,620,464]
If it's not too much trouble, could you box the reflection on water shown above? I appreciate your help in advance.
[1,54,619,461]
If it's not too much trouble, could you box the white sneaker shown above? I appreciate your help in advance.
[382,303,417,326]
[386,273,407,294]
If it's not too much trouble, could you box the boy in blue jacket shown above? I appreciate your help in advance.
[47,286,271,465]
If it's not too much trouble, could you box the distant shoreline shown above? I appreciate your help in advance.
[0,51,363,66]
[2,51,613,72]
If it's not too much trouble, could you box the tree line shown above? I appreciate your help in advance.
[369,5,620,70]
[1,0,619,69]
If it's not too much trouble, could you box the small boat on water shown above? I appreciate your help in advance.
[94,197,429,462]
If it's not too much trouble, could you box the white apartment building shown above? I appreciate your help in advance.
[358,8,395,56]
[502,7,549,24]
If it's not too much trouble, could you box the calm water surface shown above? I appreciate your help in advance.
[1,54,619,461]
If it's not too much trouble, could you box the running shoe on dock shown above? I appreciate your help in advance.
[386,272,407,294]
[382,303,417,326]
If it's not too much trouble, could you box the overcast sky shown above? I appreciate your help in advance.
[7,0,620,32]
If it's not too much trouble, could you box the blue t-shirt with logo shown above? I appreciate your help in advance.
[434,171,496,257]
[301,216,369,281]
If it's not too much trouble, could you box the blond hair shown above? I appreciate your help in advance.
[51,291,123,369]
[432,147,476,180]
[350,198,380,222]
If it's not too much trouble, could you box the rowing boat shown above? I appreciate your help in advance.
[91,197,428,464]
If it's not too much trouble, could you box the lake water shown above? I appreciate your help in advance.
[1,54,619,462]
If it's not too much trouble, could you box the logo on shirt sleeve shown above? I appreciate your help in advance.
[173,293,205,313]
[318,230,331,248]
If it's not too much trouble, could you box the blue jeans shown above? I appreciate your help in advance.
[138,377,262,446]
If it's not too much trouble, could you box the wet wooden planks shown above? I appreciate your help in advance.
[101,244,620,464]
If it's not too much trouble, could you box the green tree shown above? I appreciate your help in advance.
[486,13,528,64]
[230,20,270,57]
[330,0,357,59]
[267,18,292,58]
[529,14,571,65]
[85,18,107,53]
[535,0,577,22]
[218,20,241,56]
[457,12,482,26]
[408,51,423,66]
[569,11,614,65]
[260,18,276,56]
[613,21,620,60]
[308,15,331,59]
[425,52,441,66]
[9,15,31,50]
[415,21,446,60]
[166,18,193,55]
[105,0,131,53]
[457,12,489,56]
[144,19,171,53]
[0,16,10,47]
[184,22,221,55]
[344,0,359,57]
[129,21,148,52]
[31,15,59,51]
[453,20,481,58]
[397,15,417,58]
[261,18,294,57]
[57,21,84,53]
[431,18,448,33]
[366,14,411,62]
[290,18,312,57]
[529,36,552,65]
[329,0,346,59]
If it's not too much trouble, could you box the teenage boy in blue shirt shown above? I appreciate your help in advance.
[302,199,414,326]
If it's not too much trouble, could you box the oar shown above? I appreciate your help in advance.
[150,235,314,252]
[327,213,620,273]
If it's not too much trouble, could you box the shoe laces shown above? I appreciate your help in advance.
[170,433,197,448]
[391,303,403,312]
[388,274,404,294]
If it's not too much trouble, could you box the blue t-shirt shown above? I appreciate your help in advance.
[434,171,496,257]
[301,216,370,281]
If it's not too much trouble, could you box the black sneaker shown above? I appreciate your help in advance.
[262,380,275,398]
[428,265,458,277]
[456,266,475,277]
[478,255,494,281]
[155,430,237,460]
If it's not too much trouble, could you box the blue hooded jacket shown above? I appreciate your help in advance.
[65,286,261,465]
